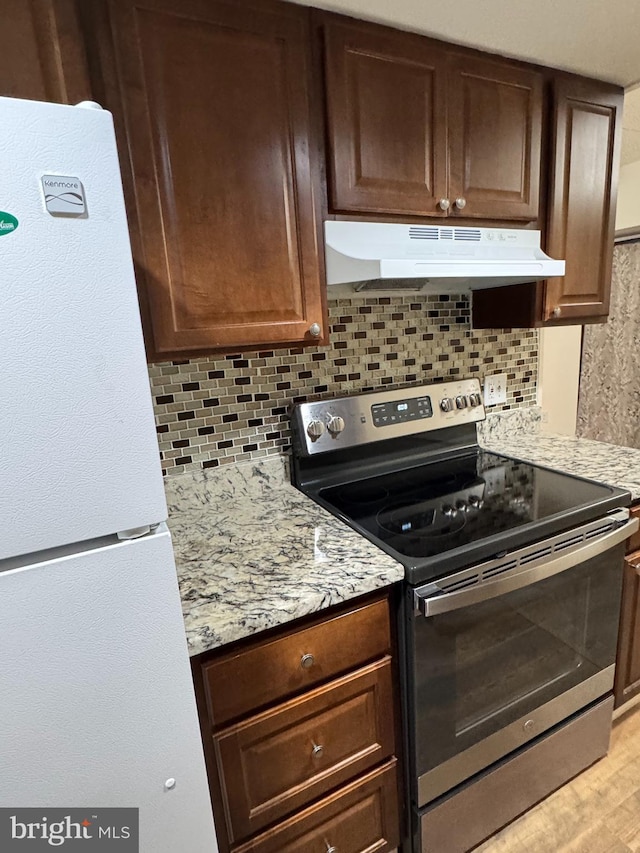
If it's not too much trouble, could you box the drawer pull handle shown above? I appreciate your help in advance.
[312,742,324,758]
[300,653,315,670]
[326,846,337,853]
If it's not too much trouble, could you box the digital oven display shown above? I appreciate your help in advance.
[371,396,433,427]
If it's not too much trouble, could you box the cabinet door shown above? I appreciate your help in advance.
[102,0,325,358]
[614,551,640,707]
[544,79,622,322]
[0,0,90,103]
[324,18,448,216]
[448,54,543,221]
[615,551,640,708]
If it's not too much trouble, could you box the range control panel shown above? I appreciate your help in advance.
[291,378,485,456]
[371,395,433,427]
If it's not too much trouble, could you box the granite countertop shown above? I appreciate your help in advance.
[164,456,404,657]
[481,427,640,501]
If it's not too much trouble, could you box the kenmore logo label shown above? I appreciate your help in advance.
[41,175,87,217]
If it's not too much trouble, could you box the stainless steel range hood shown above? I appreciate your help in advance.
[325,221,565,295]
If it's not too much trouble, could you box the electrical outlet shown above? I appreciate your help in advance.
[483,373,507,407]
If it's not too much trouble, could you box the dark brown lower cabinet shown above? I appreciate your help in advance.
[192,592,401,853]
[615,546,640,708]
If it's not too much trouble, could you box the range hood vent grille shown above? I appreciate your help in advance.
[408,226,482,242]
[454,228,482,241]
[408,226,439,240]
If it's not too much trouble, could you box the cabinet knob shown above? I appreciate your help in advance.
[438,198,450,211]
[326,846,338,853]
[455,197,467,210]
[312,742,324,758]
[309,322,322,337]
[300,653,315,669]
[553,306,562,318]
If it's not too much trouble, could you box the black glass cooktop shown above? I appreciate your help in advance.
[316,450,628,583]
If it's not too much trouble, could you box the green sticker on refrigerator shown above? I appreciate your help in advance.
[0,212,18,235]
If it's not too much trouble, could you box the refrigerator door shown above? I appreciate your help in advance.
[0,96,165,560]
[0,529,218,853]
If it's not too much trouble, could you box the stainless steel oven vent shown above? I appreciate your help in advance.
[482,559,517,579]
[417,514,620,606]
[586,522,615,539]
[553,533,584,551]
[520,545,553,565]
[439,573,480,593]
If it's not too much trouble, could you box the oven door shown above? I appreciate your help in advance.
[408,511,637,807]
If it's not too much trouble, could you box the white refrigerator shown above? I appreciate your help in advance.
[0,97,217,851]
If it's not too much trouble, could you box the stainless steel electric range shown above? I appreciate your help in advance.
[290,379,638,853]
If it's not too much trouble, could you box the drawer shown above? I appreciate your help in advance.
[202,597,391,727]
[214,657,394,843]
[233,759,400,853]
[627,505,640,554]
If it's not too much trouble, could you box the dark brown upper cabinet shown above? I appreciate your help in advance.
[473,75,623,329]
[84,0,326,360]
[323,19,448,217]
[544,77,623,323]
[0,0,90,103]
[447,53,542,221]
[322,16,543,223]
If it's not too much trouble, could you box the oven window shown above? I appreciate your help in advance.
[409,544,624,788]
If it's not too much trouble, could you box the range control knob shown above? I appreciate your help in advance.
[442,504,457,517]
[468,494,484,509]
[440,397,454,413]
[468,393,482,407]
[456,500,469,512]
[326,415,345,436]
[306,419,325,440]
[455,395,467,410]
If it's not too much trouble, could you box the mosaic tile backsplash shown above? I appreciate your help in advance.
[148,295,538,475]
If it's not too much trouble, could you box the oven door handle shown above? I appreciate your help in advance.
[416,517,639,617]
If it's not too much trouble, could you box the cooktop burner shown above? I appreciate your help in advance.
[290,379,630,584]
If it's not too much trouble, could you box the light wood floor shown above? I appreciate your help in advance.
[474,704,640,853]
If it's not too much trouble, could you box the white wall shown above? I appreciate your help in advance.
[616,160,640,230]
[538,326,582,435]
